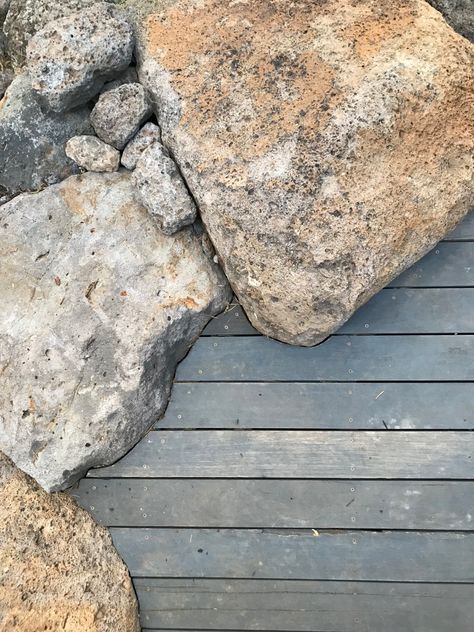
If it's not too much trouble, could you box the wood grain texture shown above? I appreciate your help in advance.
[111,529,474,581]
[204,289,474,336]
[136,579,474,631]
[176,335,474,382]
[89,431,474,479]
[157,382,474,429]
[74,479,474,530]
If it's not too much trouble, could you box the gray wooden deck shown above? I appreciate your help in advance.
[72,212,474,632]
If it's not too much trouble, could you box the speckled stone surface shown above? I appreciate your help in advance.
[0,171,230,490]
[26,2,133,111]
[136,0,474,345]
[0,451,139,631]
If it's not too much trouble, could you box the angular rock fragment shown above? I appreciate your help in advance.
[66,135,120,172]
[0,171,230,491]
[428,0,473,42]
[91,82,152,149]
[0,451,139,632]
[3,0,103,68]
[26,2,134,112]
[133,142,198,234]
[137,0,474,345]
[121,121,161,169]
[0,74,91,201]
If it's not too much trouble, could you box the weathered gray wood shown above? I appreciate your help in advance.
[136,579,474,631]
[158,382,474,429]
[446,211,474,240]
[204,289,474,336]
[176,335,474,382]
[89,431,474,479]
[74,479,474,530]
[390,243,473,286]
[111,528,474,581]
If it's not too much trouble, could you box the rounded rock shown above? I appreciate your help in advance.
[26,2,134,112]
[91,82,152,150]
[65,135,120,172]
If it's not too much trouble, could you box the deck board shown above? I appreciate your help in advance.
[75,479,474,530]
[136,579,474,632]
[73,212,474,631]
[157,382,474,429]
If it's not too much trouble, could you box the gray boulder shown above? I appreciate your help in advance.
[91,82,152,149]
[133,142,197,234]
[0,74,91,201]
[428,1,473,42]
[66,135,120,172]
[0,171,230,491]
[121,121,161,169]
[26,2,133,112]
[2,0,103,68]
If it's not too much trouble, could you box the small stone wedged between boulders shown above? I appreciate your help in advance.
[121,121,161,169]
[91,82,152,149]
[66,135,120,172]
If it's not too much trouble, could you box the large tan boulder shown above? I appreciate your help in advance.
[0,451,139,632]
[135,0,474,345]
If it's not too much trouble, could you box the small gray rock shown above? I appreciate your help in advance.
[133,142,197,235]
[91,82,152,150]
[121,122,160,170]
[0,171,230,491]
[101,65,139,93]
[3,0,103,69]
[0,74,91,200]
[66,135,120,172]
[26,2,133,112]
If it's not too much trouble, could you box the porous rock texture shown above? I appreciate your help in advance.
[122,121,161,169]
[26,2,133,112]
[136,0,474,346]
[0,74,91,201]
[2,0,108,68]
[0,451,139,632]
[0,171,230,490]
[133,141,198,234]
[66,134,121,172]
[91,82,152,149]
[428,0,473,42]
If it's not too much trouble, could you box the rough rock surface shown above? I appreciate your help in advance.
[2,0,104,68]
[101,65,139,92]
[121,121,161,169]
[428,1,473,42]
[133,142,198,234]
[26,2,133,112]
[0,74,91,201]
[0,451,139,631]
[91,82,152,149]
[0,171,230,491]
[137,0,474,345]
[66,135,121,172]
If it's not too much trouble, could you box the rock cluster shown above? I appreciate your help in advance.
[0,451,139,631]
